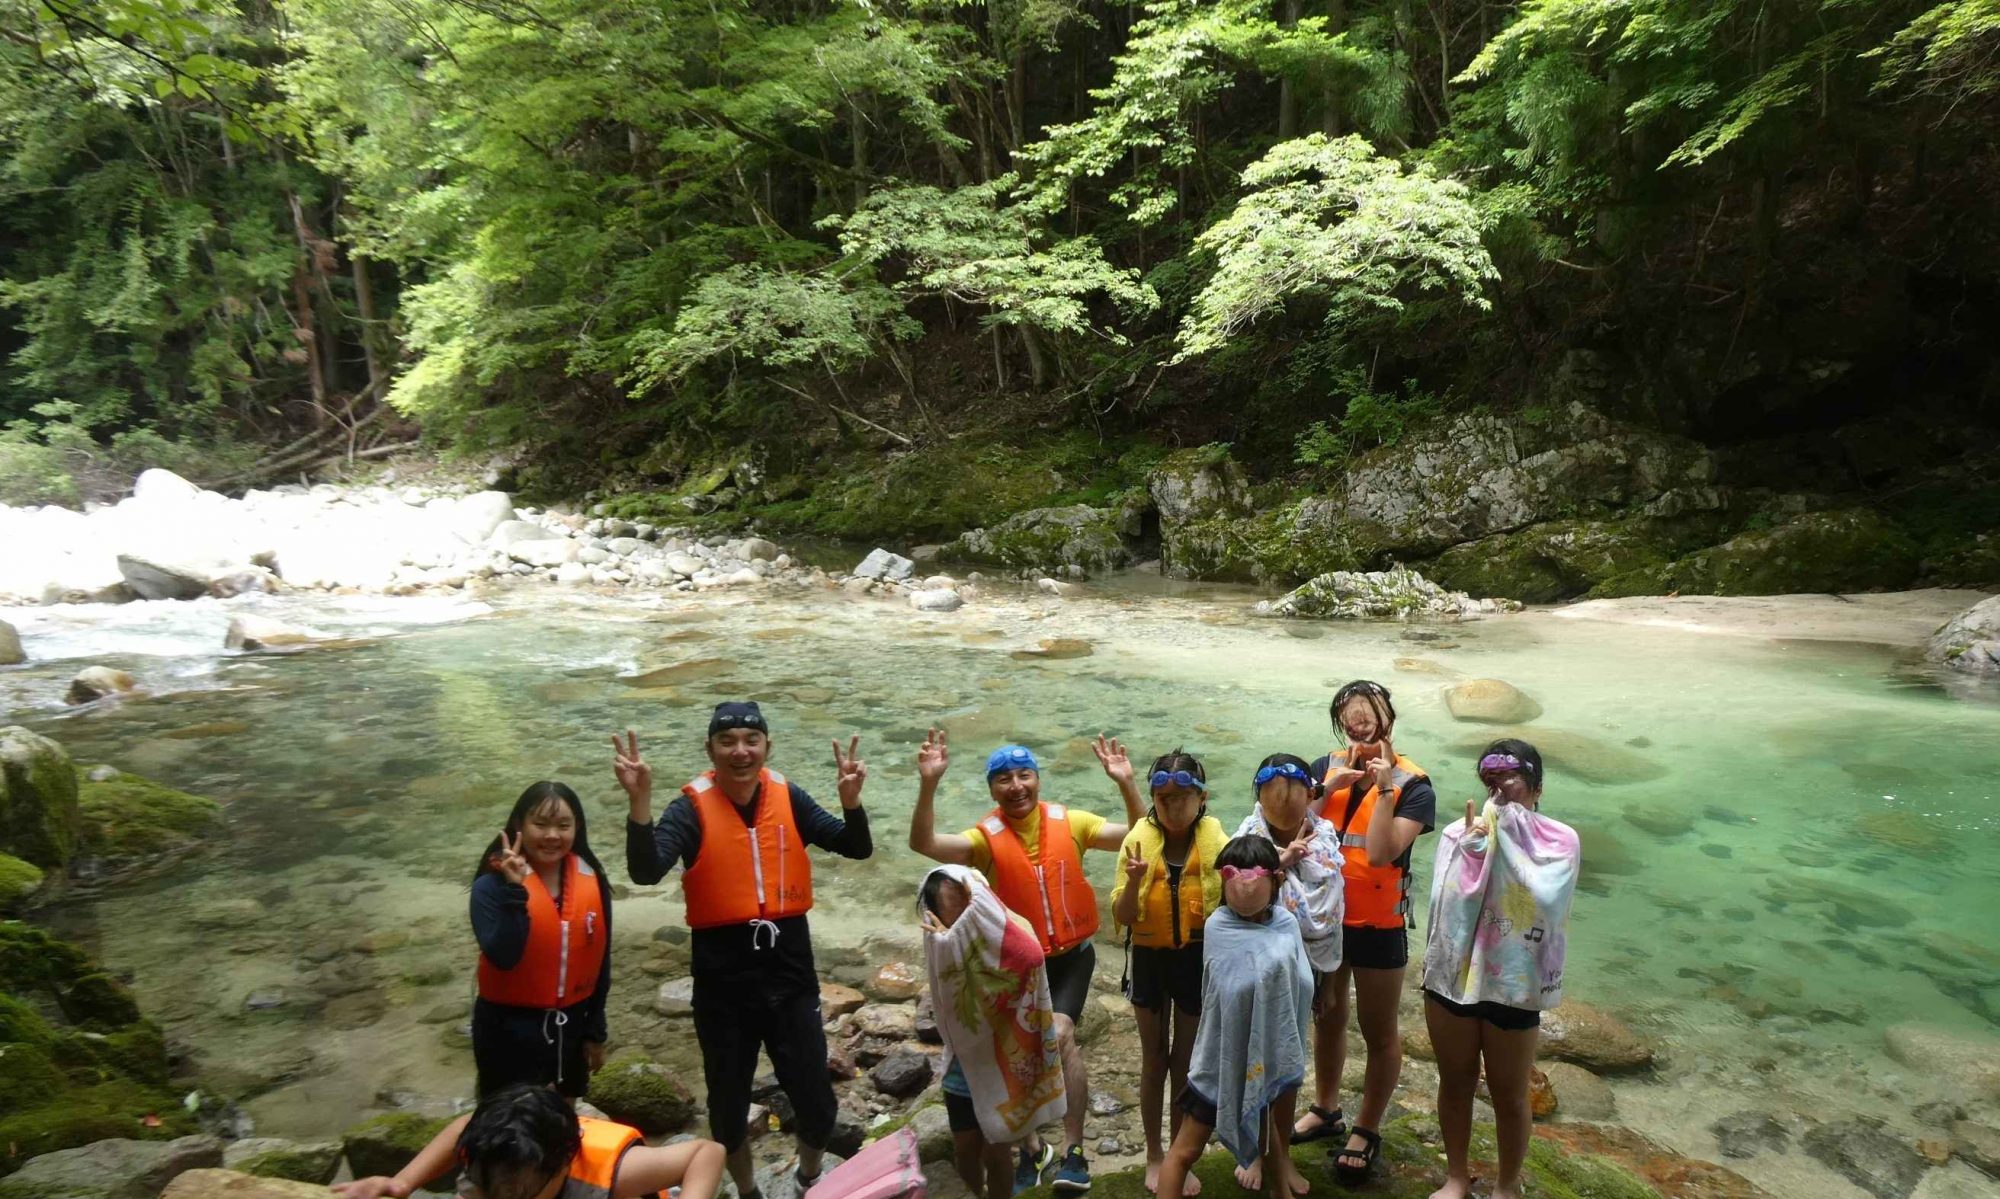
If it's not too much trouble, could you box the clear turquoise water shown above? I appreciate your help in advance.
[4,583,1997,1197]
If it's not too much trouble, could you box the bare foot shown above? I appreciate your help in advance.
[1184,1170,1203,1196]
[1489,1188,1523,1199]
[1145,1158,1162,1195]
[1283,1162,1308,1197]
[1428,1178,1473,1199]
[1234,1162,1261,1192]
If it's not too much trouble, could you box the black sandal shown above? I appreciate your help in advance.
[1292,1104,1347,1144]
[1332,1127,1381,1185]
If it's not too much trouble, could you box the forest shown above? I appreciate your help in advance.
[1,0,1996,554]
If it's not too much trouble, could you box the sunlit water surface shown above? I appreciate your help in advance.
[4,581,1997,1199]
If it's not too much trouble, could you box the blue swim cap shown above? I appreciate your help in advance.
[985,745,1039,779]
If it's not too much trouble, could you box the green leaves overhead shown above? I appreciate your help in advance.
[1176,135,1495,359]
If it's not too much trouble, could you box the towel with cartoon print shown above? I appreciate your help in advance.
[1421,802,1581,1011]
[1185,904,1314,1167]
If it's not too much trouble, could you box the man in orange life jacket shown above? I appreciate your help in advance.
[616,702,872,1199]
[334,1082,726,1199]
[907,728,1143,1195]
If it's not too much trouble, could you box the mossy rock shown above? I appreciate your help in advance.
[1013,1114,1662,1199]
[1425,520,1686,604]
[0,1078,197,1176]
[73,768,221,869]
[1591,508,1919,598]
[0,727,82,869]
[0,856,43,913]
[224,1138,343,1185]
[590,1053,697,1134]
[950,505,1133,576]
[1170,503,1368,584]
[339,1113,453,1183]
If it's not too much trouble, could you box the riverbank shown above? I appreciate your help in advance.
[1540,589,1990,647]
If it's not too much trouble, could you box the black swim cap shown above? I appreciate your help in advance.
[709,701,770,737]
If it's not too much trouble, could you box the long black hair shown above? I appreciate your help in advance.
[456,1084,581,1199]
[1330,679,1396,743]
[473,782,611,898]
[1144,747,1208,831]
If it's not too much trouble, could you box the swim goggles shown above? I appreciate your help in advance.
[1149,770,1207,791]
[1252,762,1312,787]
[1218,865,1270,882]
[986,744,1040,778]
[1477,753,1525,776]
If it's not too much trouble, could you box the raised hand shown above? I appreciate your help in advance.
[1324,762,1366,795]
[1367,738,1396,794]
[832,735,867,807]
[491,829,531,886]
[1123,843,1149,884]
[1091,732,1133,785]
[611,730,651,802]
[1280,835,1312,870]
[1465,799,1476,831]
[916,728,950,783]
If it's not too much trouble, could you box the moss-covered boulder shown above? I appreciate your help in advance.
[0,1135,221,1199]
[339,1113,453,1183]
[1424,519,1691,604]
[222,1138,343,1185]
[0,923,192,1175]
[950,505,1134,576]
[1925,595,2000,676]
[1258,569,1520,621]
[1592,508,1919,598]
[72,767,221,876]
[1168,501,1370,585]
[590,1053,697,1134]
[0,856,42,912]
[0,727,82,869]
[1148,446,1254,578]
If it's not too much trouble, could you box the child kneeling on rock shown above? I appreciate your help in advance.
[332,1083,724,1199]
[919,865,1070,1199]
[1155,836,1316,1199]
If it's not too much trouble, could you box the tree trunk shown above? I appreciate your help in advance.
[1322,0,1348,135]
[1279,0,1302,138]
[350,249,388,404]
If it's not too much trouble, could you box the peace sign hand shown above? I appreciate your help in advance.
[612,730,652,803]
[492,829,531,886]
[1091,733,1133,785]
[833,735,867,808]
[917,728,950,783]
[1123,843,1149,884]
[1280,835,1312,870]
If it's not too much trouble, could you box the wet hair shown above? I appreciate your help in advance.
[473,782,611,893]
[1330,680,1396,742]
[1144,747,1208,830]
[1215,835,1283,913]
[920,871,969,917]
[1481,738,1545,792]
[456,1084,580,1199]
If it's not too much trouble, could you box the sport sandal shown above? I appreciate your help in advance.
[1332,1127,1381,1185]
[1292,1104,1347,1144]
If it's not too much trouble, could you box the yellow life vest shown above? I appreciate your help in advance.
[1113,816,1227,949]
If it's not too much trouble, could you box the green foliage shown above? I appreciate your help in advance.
[1871,1,2000,99]
[1178,136,1496,359]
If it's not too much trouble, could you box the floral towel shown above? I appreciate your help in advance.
[1421,802,1581,1010]
[920,865,1066,1143]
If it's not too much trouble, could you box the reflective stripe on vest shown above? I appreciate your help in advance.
[981,802,1100,955]
[477,854,607,1009]
[681,769,813,929]
[1322,751,1426,929]
[560,1117,643,1199]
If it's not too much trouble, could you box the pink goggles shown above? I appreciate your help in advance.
[1219,865,1271,882]
[1478,753,1525,776]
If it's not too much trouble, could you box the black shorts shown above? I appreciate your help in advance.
[1044,942,1096,1023]
[1342,925,1409,971]
[1127,943,1203,1014]
[944,1089,979,1134]
[1423,989,1541,1031]
[692,981,838,1151]
[1176,1085,1218,1129]
[471,997,592,1099]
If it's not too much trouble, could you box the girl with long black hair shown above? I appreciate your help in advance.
[470,781,615,1098]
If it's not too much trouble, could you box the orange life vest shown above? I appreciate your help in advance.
[980,803,1101,955]
[681,769,813,930]
[477,853,607,1009]
[561,1116,644,1199]
[1320,748,1429,930]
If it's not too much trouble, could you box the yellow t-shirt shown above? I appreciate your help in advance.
[963,805,1108,875]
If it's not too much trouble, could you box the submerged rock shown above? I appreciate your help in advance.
[1803,1119,1930,1199]
[0,1136,221,1199]
[225,615,318,651]
[1443,679,1543,723]
[1444,726,1667,785]
[1541,1061,1616,1121]
[1925,595,2000,676]
[73,766,222,875]
[1257,568,1519,621]
[1884,1024,2000,1100]
[0,619,21,665]
[1710,1112,1791,1159]
[0,724,83,867]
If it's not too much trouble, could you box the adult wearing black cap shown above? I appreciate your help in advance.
[614,702,872,1199]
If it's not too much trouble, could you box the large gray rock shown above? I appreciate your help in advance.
[869,1050,934,1098]
[854,548,915,582]
[508,538,580,568]
[449,491,518,544]
[1803,1119,1929,1199]
[950,505,1133,576]
[0,1135,222,1199]
[1306,406,1714,559]
[1926,596,2000,676]
[222,1138,343,1185]
[1256,568,1520,621]
[0,618,21,665]
[1148,448,1254,579]
[487,519,560,548]
[0,724,82,867]
[116,552,212,600]
[908,588,964,612]
[1539,1001,1656,1073]
[664,551,706,577]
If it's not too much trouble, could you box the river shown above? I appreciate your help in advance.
[4,578,1997,1199]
